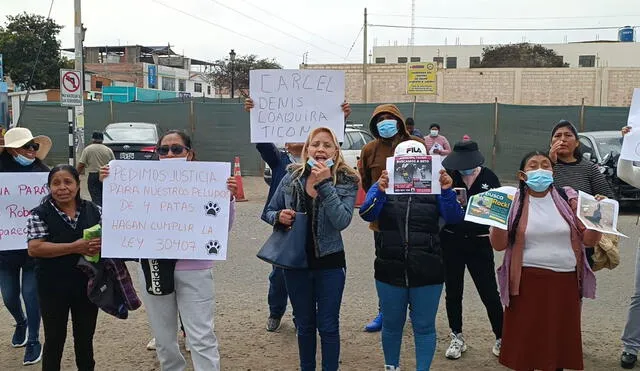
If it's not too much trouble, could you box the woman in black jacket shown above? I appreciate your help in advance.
[359,140,464,371]
[27,164,102,371]
[0,128,51,366]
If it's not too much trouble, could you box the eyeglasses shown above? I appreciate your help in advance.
[156,144,189,156]
[21,142,40,151]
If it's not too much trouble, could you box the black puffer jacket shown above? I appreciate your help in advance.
[0,151,49,266]
[374,194,444,287]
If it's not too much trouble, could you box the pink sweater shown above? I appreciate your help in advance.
[175,198,236,271]
[424,135,452,155]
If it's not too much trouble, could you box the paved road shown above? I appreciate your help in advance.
[0,176,636,370]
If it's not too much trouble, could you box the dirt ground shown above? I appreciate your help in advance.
[0,176,637,370]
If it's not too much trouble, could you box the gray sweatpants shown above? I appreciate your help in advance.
[622,247,640,356]
[139,267,220,371]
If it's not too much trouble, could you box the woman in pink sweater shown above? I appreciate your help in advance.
[100,130,236,371]
[424,123,451,156]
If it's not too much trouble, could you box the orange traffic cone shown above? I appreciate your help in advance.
[233,156,247,202]
[354,186,366,208]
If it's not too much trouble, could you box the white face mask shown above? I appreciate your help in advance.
[159,157,188,161]
[430,130,439,137]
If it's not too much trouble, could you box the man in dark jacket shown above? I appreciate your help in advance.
[245,98,352,332]
[0,127,51,365]
[358,104,425,332]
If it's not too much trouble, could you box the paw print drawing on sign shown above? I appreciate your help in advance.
[204,201,221,216]
[206,240,221,255]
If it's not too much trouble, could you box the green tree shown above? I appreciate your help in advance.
[478,43,568,68]
[0,12,66,89]
[208,54,282,96]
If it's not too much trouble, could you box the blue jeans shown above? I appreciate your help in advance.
[0,260,40,343]
[376,281,443,371]
[268,266,288,318]
[284,268,346,371]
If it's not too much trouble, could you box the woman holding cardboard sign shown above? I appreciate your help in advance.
[100,129,237,371]
[27,164,102,371]
[0,127,51,366]
[264,127,359,371]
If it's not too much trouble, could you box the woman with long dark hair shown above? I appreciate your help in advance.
[27,165,102,371]
[490,151,601,371]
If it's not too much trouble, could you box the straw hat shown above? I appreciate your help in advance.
[0,127,52,160]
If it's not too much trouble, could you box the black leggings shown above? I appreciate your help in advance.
[441,232,504,339]
[38,273,98,371]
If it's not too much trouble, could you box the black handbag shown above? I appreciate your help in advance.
[257,212,308,269]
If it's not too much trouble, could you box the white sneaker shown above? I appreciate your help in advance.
[492,338,501,357]
[384,366,400,371]
[445,332,467,360]
[146,338,156,351]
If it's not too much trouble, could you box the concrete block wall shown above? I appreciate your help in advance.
[303,63,640,107]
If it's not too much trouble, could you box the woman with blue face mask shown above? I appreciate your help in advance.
[0,128,51,366]
[357,104,425,333]
[439,138,504,361]
[489,151,601,371]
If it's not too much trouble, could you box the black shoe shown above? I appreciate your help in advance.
[266,316,282,332]
[621,351,637,369]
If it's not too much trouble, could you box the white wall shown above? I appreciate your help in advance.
[373,41,640,68]
[141,62,214,97]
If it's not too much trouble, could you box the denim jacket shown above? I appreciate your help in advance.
[265,166,359,258]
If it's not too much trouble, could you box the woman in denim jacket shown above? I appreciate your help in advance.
[265,127,359,371]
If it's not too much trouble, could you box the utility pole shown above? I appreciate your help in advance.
[363,8,368,104]
[73,0,85,163]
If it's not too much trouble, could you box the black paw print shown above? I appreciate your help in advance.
[206,240,221,255]
[204,201,221,216]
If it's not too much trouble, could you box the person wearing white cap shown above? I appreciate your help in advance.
[0,127,52,366]
[359,140,465,371]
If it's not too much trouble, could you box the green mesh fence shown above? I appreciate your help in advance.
[16,101,630,179]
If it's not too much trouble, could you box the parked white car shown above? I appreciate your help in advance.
[263,125,375,185]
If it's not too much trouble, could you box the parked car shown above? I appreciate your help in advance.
[103,122,161,161]
[263,124,375,186]
[578,130,640,200]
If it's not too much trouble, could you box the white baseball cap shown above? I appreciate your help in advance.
[394,140,427,156]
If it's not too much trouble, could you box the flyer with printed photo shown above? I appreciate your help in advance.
[464,186,517,230]
[386,155,442,195]
[576,191,627,237]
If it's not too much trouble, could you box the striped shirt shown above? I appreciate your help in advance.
[553,158,614,198]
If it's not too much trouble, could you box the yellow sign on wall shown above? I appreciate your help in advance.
[407,62,437,95]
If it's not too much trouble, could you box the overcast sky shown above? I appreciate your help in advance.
[1,0,639,68]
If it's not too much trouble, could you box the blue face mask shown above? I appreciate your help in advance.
[459,168,476,176]
[14,154,35,166]
[524,169,554,192]
[377,119,398,139]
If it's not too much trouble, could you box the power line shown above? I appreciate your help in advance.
[369,13,640,21]
[17,0,56,127]
[205,0,347,60]
[345,25,364,60]
[152,0,304,59]
[369,23,631,32]
[234,0,350,51]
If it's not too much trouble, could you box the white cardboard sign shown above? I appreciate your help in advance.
[0,173,49,250]
[102,160,231,260]
[249,69,345,143]
[620,88,640,161]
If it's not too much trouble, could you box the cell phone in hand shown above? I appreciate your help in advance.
[454,188,467,206]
